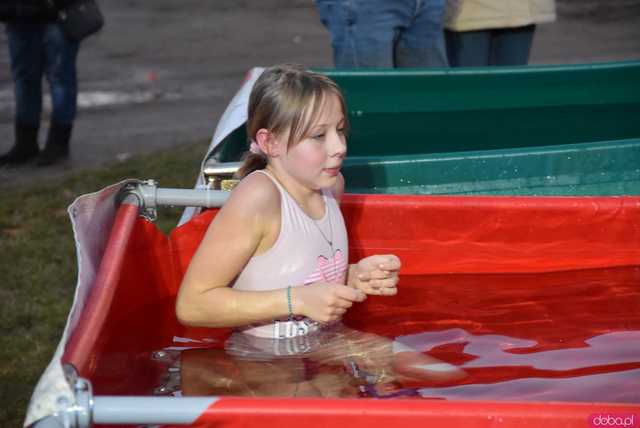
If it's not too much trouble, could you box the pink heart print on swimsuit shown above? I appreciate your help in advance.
[303,249,348,284]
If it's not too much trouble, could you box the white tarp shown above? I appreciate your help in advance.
[179,67,264,225]
[24,181,133,427]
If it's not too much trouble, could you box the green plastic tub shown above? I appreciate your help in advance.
[208,61,640,195]
[343,139,640,195]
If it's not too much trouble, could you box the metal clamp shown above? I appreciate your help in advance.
[29,366,94,428]
[69,378,93,428]
[202,160,241,190]
[138,179,159,221]
[116,180,157,221]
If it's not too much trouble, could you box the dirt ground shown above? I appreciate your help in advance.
[1,0,639,188]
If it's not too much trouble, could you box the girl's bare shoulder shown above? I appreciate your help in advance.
[224,171,280,215]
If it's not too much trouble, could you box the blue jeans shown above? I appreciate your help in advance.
[315,0,448,68]
[445,25,536,67]
[6,21,79,126]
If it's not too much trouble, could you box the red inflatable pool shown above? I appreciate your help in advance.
[25,182,640,427]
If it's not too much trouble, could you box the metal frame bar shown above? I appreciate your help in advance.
[93,396,218,425]
[30,383,218,427]
[120,179,231,220]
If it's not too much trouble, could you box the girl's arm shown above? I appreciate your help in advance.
[176,174,286,327]
[176,173,365,327]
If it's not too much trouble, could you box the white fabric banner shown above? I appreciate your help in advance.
[24,180,134,427]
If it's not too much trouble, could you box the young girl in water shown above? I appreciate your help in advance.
[176,64,462,397]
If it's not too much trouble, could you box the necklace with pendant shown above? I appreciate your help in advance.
[266,169,338,280]
[310,203,333,247]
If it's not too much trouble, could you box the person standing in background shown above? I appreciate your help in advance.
[314,0,449,68]
[444,0,556,67]
[0,0,80,167]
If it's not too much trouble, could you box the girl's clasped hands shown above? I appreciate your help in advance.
[292,255,401,324]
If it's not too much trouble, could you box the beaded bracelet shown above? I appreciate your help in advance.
[286,285,294,320]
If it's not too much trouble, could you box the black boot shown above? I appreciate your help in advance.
[0,122,40,167]
[36,122,72,166]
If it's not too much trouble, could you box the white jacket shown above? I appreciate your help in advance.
[445,0,556,31]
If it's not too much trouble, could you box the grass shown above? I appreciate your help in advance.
[0,141,208,426]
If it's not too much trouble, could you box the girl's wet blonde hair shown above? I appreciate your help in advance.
[236,64,348,179]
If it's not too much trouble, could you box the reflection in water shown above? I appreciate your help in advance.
[418,367,640,402]
[396,330,640,370]
[162,266,640,402]
[400,330,640,402]
[180,324,465,398]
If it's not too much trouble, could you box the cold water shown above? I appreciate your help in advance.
[158,266,640,402]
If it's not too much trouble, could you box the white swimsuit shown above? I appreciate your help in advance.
[231,170,349,340]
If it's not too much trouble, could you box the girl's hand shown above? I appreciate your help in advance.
[293,283,366,324]
[348,254,401,296]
